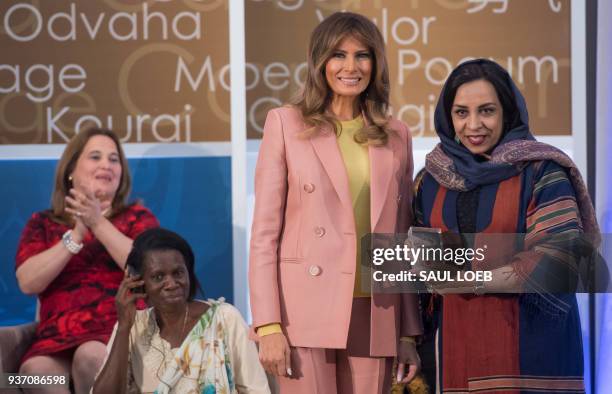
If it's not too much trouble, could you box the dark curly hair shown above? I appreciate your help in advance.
[126,228,203,300]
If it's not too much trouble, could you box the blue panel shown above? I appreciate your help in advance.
[0,157,233,326]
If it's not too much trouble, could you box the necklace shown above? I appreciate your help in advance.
[155,303,190,347]
[181,302,190,338]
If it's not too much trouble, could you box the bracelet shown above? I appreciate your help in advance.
[474,279,486,295]
[62,230,83,254]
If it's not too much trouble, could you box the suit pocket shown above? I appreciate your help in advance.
[279,257,302,264]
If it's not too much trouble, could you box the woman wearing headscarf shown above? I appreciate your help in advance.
[414,58,598,392]
[249,11,422,394]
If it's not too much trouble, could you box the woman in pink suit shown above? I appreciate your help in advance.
[249,12,422,393]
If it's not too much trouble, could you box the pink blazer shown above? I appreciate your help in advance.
[249,106,422,356]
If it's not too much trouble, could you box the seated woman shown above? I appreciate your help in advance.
[414,59,598,392]
[15,128,159,394]
[92,228,270,394]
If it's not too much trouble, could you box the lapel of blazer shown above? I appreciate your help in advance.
[309,126,353,210]
[309,115,395,230]
[369,140,393,232]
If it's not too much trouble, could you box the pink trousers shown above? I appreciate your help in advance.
[277,298,393,394]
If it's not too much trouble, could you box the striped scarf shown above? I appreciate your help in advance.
[425,139,600,245]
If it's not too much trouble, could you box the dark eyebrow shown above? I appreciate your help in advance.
[148,268,165,276]
[452,103,497,109]
[88,149,119,156]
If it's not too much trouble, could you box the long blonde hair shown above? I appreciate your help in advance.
[50,128,131,224]
[292,11,391,146]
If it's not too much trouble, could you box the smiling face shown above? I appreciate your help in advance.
[142,249,190,309]
[325,35,372,106]
[70,135,122,201]
[451,79,504,155]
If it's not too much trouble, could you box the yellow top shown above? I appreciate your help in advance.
[336,116,371,297]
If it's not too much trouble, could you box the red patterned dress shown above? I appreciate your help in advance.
[15,204,159,363]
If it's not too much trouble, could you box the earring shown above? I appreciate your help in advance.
[68,175,73,182]
[454,134,461,144]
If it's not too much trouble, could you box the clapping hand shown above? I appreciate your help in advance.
[65,187,110,229]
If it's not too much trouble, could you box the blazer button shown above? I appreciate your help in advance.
[303,183,315,193]
[314,226,326,237]
[308,265,322,276]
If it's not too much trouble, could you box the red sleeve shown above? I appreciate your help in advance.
[125,204,159,239]
[15,212,51,270]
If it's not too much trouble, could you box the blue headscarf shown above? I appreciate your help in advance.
[432,58,534,190]
[424,59,600,239]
